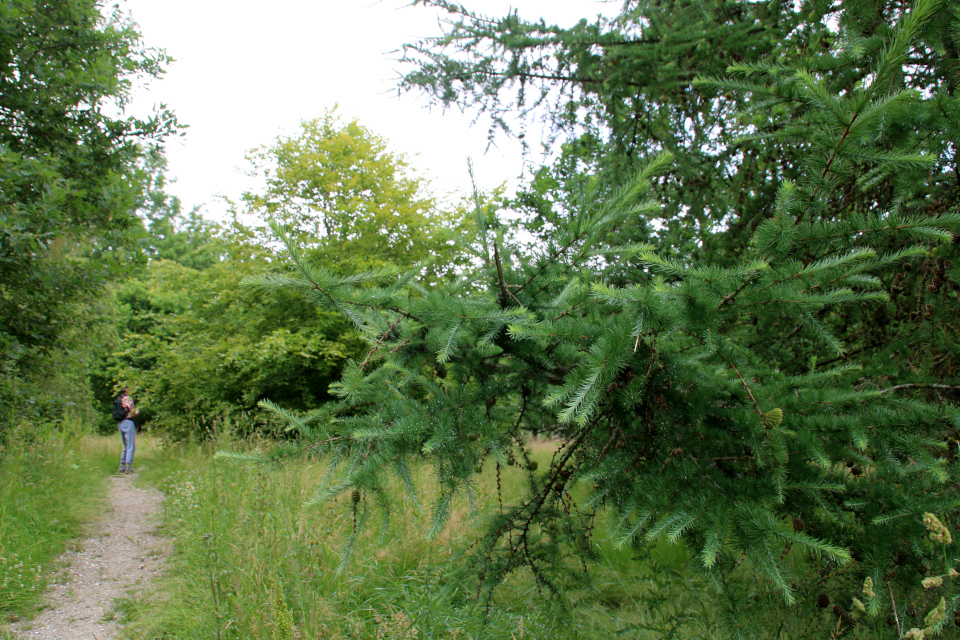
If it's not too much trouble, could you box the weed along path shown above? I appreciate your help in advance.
[10,472,168,640]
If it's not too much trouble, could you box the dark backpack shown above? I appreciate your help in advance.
[112,395,127,421]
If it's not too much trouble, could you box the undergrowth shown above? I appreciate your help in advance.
[119,425,960,639]
[120,426,720,639]
[0,419,116,620]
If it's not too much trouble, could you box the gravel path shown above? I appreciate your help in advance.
[8,472,168,640]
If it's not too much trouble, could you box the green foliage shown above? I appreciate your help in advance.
[104,222,367,438]
[239,108,471,276]
[125,435,720,639]
[402,0,959,265]
[244,0,960,632]
[0,0,176,435]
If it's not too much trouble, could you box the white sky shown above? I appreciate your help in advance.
[120,0,615,220]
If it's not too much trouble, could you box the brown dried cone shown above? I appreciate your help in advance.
[761,408,784,430]
[793,517,805,532]
[929,276,944,293]
[818,593,831,609]
[891,273,904,298]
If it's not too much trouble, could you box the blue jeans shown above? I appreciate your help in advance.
[118,419,135,466]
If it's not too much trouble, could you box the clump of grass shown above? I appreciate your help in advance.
[120,427,725,639]
[0,417,115,618]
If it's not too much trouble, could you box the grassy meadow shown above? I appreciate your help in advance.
[120,438,957,640]
[4,427,950,639]
[110,431,727,639]
[0,421,119,618]
[118,430,907,640]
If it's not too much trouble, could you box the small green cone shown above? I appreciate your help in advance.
[761,408,784,430]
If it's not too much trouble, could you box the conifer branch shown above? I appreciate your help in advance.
[514,238,583,296]
[359,315,405,371]
[493,241,521,307]
[716,276,756,311]
[389,334,418,355]
[552,301,584,322]
[888,581,902,637]
[724,358,761,414]
[879,383,960,394]
[818,113,858,181]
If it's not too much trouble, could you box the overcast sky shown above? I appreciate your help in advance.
[120,0,615,220]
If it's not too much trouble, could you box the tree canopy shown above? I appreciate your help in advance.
[240,109,470,275]
[105,225,368,438]
[0,0,176,432]
[400,0,958,262]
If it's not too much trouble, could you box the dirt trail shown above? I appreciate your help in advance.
[9,472,168,640]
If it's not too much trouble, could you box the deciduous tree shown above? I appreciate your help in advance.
[240,109,469,275]
[0,0,176,432]
[105,219,366,438]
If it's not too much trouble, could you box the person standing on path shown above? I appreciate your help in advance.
[116,386,138,474]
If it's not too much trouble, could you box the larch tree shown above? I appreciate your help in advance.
[233,0,959,635]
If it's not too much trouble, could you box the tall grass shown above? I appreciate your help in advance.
[120,428,727,639]
[123,429,950,639]
[1,420,946,638]
[0,418,117,617]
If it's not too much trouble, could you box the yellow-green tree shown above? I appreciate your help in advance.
[240,109,467,274]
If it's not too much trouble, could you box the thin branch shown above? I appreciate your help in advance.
[879,383,960,395]
[887,580,902,639]
[493,241,522,306]
[793,113,860,226]
[716,276,756,311]
[359,315,404,371]
[723,356,761,413]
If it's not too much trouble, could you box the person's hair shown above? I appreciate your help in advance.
[120,386,128,394]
